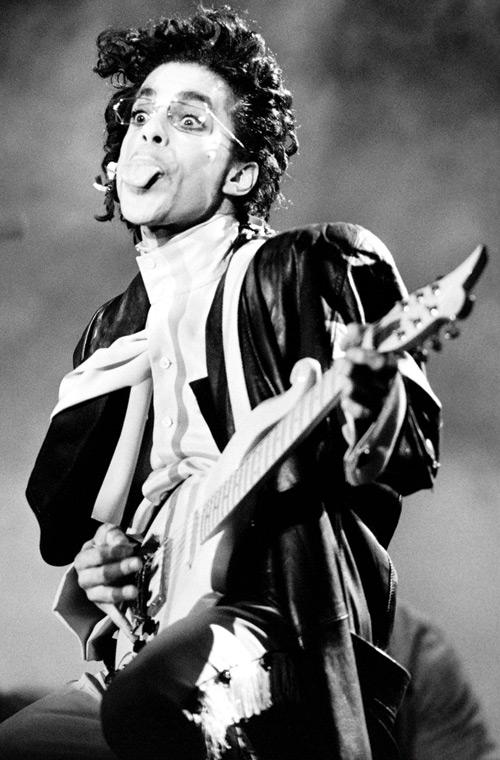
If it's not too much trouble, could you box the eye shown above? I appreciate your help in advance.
[169,101,209,133]
[178,112,205,131]
[130,108,149,126]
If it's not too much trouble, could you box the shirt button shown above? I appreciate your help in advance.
[159,356,172,370]
[162,416,173,428]
[142,257,156,269]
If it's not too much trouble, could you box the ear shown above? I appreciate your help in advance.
[223,161,259,197]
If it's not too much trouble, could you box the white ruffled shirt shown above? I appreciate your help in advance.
[135,213,239,507]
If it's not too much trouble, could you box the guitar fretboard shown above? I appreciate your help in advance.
[198,363,342,542]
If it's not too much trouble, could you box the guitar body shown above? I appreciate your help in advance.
[114,359,320,666]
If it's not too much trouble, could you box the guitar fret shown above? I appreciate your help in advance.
[209,494,222,532]
[304,383,320,425]
[247,438,265,483]
[199,501,211,542]
[279,409,293,445]
[220,477,232,513]
[229,466,244,509]
[263,423,279,467]
[261,429,274,473]
[187,509,199,567]
[237,457,251,501]
[246,433,272,492]
[219,479,232,518]
[292,396,305,436]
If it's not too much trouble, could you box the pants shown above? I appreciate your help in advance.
[0,674,115,760]
[0,603,316,760]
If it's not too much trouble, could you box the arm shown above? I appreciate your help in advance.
[320,223,441,496]
[234,222,441,501]
[336,324,441,495]
[26,276,150,565]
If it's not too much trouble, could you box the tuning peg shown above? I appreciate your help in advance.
[430,336,443,352]
[444,323,460,340]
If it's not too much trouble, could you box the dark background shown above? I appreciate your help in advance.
[1,0,498,742]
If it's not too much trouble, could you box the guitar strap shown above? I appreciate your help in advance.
[221,236,267,430]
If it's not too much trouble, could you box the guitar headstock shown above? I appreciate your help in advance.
[373,245,488,355]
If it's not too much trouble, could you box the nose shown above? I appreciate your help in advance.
[140,111,169,146]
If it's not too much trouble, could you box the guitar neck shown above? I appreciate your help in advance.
[199,364,341,541]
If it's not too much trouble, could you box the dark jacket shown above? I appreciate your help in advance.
[27,222,441,759]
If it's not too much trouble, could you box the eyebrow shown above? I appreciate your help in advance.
[136,86,213,109]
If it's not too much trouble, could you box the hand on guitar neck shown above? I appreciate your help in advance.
[336,322,398,439]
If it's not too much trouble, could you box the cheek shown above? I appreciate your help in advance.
[187,145,232,187]
[115,138,130,190]
[117,131,133,161]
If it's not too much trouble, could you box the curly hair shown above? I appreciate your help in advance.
[93,5,298,229]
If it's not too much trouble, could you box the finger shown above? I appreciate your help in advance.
[96,603,137,643]
[342,390,383,417]
[340,323,365,351]
[338,356,395,391]
[77,555,142,589]
[79,538,96,553]
[347,363,397,391]
[341,397,372,420]
[94,523,130,547]
[342,374,395,417]
[344,347,397,372]
[340,371,393,418]
[74,542,136,572]
[86,583,139,605]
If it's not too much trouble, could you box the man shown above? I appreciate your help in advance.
[391,602,499,760]
[0,7,441,759]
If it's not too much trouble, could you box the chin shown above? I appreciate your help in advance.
[120,202,171,227]
[117,184,172,226]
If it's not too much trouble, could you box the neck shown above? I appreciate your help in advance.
[139,201,237,249]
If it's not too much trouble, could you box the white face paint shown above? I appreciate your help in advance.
[116,61,239,235]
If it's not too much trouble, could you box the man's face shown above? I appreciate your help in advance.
[115,61,241,233]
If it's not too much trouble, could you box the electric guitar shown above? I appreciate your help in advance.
[113,244,488,660]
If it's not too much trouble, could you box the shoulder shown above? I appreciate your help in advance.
[251,222,403,295]
[255,221,397,267]
[245,222,406,320]
[73,273,149,367]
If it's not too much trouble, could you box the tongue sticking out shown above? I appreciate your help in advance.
[120,160,164,189]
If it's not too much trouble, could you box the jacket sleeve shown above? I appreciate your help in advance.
[26,382,132,566]
[316,222,441,496]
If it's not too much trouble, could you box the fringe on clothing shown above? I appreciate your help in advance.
[183,651,301,760]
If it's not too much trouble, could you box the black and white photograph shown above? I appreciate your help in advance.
[0,1,498,757]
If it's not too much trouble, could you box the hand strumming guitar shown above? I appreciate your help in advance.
[74,523,143,606]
